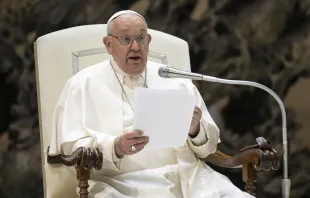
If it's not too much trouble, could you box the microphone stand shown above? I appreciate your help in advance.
[202,75,291,198]
[158,66,291,197]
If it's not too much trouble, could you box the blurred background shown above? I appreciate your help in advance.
[0,0,310,197]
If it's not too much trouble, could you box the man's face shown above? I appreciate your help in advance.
[104,14,151,76]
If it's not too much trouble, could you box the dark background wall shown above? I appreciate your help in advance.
[0,0,309,197]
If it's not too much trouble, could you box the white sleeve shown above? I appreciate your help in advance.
[186,83,220,158]
[50,79,123,173]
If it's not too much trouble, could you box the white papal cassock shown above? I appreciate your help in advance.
[49,57,254,198]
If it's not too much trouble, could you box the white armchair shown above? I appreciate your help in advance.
[34,24,279,198]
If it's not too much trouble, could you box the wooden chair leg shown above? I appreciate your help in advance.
[77,168,90,198]
[47,147,103,198]
[242,162,257,196]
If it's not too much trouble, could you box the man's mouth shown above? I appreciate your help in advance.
[128,55,142,61]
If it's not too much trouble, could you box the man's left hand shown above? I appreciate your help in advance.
[189,106,202,137]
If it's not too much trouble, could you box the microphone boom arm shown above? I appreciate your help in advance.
[158,66,290,198]
[204,76,291,198]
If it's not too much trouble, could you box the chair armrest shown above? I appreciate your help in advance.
[47,146,103,198]
[201,137,280,196]
[202,137,280,171]
[47,146,103,170]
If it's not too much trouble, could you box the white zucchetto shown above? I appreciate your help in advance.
[107,10,146,26]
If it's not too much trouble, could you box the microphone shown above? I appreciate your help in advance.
[158,66,290,198]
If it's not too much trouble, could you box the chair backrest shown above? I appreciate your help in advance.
[34,24,191,198]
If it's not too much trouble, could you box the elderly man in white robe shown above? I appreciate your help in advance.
[50,10,255,198]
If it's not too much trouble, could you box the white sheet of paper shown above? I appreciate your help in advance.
[133,87,195,149]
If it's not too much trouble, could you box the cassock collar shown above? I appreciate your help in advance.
[109,56,146,85]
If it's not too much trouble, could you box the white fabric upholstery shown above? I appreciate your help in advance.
[34,24,191,198]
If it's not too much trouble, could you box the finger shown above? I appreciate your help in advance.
[133,146,144,153]
[190,123,199,131]
[191,116,200,125]
[194,106,202,114]
[192,116,201,123]
[127,136,149,146]
[130,141,148,155]
[128,145,144,155]
[125,146,136,155]
[192,113,201,121]
[190,117,200,127]
[133,136,149,142]
[134,141,149,151]
[126,144,145,155]
[124,130,144,139]
[193,111,202,120]
[194,109,202,116]
[117,136,148,155]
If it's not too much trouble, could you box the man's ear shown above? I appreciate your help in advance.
[103,36,112,55]
[147,34,152,44]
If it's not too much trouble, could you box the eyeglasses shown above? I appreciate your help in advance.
[108,34,149,46]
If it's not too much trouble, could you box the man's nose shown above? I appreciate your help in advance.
[130,40,140,51]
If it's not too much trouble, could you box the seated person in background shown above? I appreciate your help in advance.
[49,10,254,198]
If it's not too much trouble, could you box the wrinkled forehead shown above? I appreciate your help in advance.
[115,16,147,33]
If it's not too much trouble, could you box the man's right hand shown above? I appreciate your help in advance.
[114,130,149,158]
